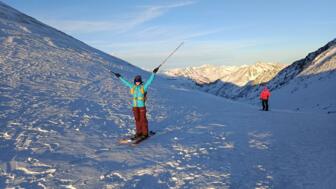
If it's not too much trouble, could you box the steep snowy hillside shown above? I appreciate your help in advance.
[165,39,336,113]
[1,2,336,189]
[0,1,146,187]
[240,39,336,113]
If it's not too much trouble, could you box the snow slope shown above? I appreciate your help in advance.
[270,39,336,113]
[165,39,336,113]
[1,2,336,189]
[241,39,336,113]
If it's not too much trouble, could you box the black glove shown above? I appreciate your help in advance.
[153,66,160,73]
[111,71,121,78]
[115,73,121,78]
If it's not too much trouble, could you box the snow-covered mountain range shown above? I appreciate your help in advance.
[164,62,286,99]
[1,1,335,188]
[165,62,286,86]
[165,64,240,85]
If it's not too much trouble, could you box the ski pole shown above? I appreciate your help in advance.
[157,42,184,69]
[110,70,117,75]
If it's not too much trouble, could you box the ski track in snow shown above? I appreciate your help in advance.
[2,75,335,188]
[89,83,336,189]
[1,68,336,188]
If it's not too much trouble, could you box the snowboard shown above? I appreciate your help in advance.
[118,131,156,145]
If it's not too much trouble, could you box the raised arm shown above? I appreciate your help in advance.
[144,73,155,91]
[110,71,133,88]
[119,77,133,88]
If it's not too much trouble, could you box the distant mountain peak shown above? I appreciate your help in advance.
[165,62,286,86]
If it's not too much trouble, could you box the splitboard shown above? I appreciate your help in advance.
[118,131,156,145]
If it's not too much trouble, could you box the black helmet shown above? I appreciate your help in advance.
[134,75,142,84]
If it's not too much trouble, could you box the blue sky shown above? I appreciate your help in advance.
[3,0,336,69]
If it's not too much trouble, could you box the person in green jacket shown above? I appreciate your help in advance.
[112,67,159,139]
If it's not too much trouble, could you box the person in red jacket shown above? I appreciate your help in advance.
[260,86,271,111]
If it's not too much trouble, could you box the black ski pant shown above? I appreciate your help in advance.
[261,99,269,111]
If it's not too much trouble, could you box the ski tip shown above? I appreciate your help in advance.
[118,139,132,144]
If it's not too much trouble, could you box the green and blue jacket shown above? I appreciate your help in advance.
[119,73,155,107]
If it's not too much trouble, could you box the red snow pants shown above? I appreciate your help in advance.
[132,107,149,137]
